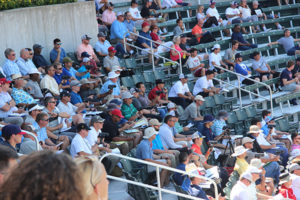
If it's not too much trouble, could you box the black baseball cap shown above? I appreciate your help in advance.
[77,123,91,132]
[156,79,164,85]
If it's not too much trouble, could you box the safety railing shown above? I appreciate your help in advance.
[213,65,273,114]
[100,153,219,200]
[123,31,183,73]
[0,124,41,151]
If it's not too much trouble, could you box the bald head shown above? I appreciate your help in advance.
[20,48,29,60]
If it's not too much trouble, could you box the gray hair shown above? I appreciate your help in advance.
[173,36,181,43]
[20,48,28,57]
[4,48,14,58]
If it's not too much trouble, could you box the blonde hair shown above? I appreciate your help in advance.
[75,156,106,197]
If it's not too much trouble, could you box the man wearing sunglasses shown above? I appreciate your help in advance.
[50,38,66,64]
[2,48,21,81]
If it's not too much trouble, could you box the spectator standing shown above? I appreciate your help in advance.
[50,38,66,64]
[2,48,21,81]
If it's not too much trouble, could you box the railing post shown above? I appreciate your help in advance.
[156,166,162,200]
[237,76,242,108]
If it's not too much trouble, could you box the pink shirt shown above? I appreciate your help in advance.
[291,144,300,151]
[170,44,184,61]
[102,10,116,24]
[76,43,95,61]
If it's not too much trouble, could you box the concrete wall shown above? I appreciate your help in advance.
[0,1,98,65]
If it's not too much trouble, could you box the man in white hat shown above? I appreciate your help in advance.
[181,95,205,123]
[168,73,194,108]
[232,146,249,175]
[230,171,253,200]
[209,43,229,71]
[136,127,171,187]
[150,119,180,167]
[25,103,44,125]
[25,68,43,99]
[100,71,120,98]
[242,136,281,185]
[289,163,300,199]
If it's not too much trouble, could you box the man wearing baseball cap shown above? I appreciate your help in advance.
[103,46,121,73]
[169,73,194,108]
[76,34,100,64]
[290,163,300,197]
[102,108,140,155]
[110,11,130,45]
[148,79,169,105]
[181,95,205,123]
[32,44,49,70]
[25,68,43,99]
[209,44,229,71]
[1,124,26,152]
[231,171,253,199]
[70,123,93,157]
[95,32,111,57]
[99,71,120,98]
[136,127,171,187]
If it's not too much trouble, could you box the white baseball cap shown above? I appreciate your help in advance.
[195,95,205,101]
[28,68,41,75]
[82,57,90,63]
[122,91,133,99]
[247,166,262,174]
[240,171,252,182]
[28,104,44,112]
[167,102,176,109]
[143,127,158,139]
[108,71,120,79]
[212,44,221,50]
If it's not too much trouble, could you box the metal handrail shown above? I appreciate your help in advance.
[123,31,183,73]
[0,124,41,151]
[213,65,273,114]
[100,153,219,200]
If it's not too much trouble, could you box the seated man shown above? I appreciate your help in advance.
[191,133,213,169]
[173,152,191,186]
[269,29,300,56]
[2,48,22,81]
[168,74,193,109]
[128,0,145,22]
[234,53,259,85]
[290,163,300,198]
[76,34,100,64]
[50,38,66,64]
[16,48,38,76]
[62,57,86,79]
[186,48,206,77]
[224,40,239,68]
[231,172,253,199]
[32,44,49,70]
[94,32,111,58]
[192,19,215,44]
[57,90,85,117]
[19,124,43,155]
[11,74,36,107]
[40,65,60,97]
[1,124,25,152]
[209,44,229,71]
[25,69,43,99]
[0,145,18,185]
[100,71,121,99]
[232,25,257,51]
[252,51,278,81]
[291,133,300,152]
[148,79,169,105]
[136,127,171,187]
[280,60,300,105]
[193,70,220,97]
[180,95,205,123]
[53,63,72,89]
[103,46,121,73]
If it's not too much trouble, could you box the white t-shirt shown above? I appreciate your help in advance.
[230,181,249,200]
[206,7,220,19]
[256,133,271,146]
[86,126,100,146]
[129,7,142,19]
[196,13,206,21]
[0,92,18,118]
[162,0,178,8]
[239,6,251,19]
[57,102,77,116]
[187,56,201,70]
[70,134,93,158]
[291,174,300,199]
[225,7,240,21]
[168,81,190,97]
[209,52,222,70]
[193,76,214,95]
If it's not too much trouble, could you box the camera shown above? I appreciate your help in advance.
[208,140,218,148]
[267,124,276,129]
[222,126,231,135]
[98,132,109,139]
[254,153,265,158]
[108,85,116,90]
[62,75,70,80]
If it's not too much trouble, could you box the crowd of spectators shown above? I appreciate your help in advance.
[0,0,300,199]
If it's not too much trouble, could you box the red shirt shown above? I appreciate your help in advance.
[191,144,203,155]
[192,25,203,43]
[279,185,296,200]
[148,86,166,101]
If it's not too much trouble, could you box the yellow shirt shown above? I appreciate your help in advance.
[234,157,249,175]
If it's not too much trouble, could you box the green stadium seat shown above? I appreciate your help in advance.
[121,76,135,88]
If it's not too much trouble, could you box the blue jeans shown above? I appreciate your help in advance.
[157,108,167,119]
[264,161,280,184]
[238,44,258,51]
[266,145,289,167]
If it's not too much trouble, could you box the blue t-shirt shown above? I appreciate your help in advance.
[124,20,135,32]
[70,91,83,105]
[53,68,72,85]
[173,163,187,186]
[280,68,293,86]
[100,79,120,96]
[152,134,164,150]
[76,66,90,80]
[136,31,152,48]
[64,67,78,78]
[110,20,130,40]
[235,63,250,76]
[33,122,48,142]
[231,32,247,44]
[50,48,66,63]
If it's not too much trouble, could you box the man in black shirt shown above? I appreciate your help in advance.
[102,109,134,154]
[32,44,49,69]
[141,0,156,19]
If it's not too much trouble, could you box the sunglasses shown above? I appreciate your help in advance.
[49,101,56,104]
[56,43,62,45]
[29,53,33,55]
[42,118,49,121]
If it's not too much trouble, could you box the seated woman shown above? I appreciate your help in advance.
[170,36,190,65]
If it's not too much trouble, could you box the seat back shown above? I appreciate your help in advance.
[154,69,166,80]
[245,105,257,118]
[213,94,225,105]
[143,71,156,84]
[132,74,146,84]
[227,112,238,124]
[125,58,137,69]
[121,77,135,88]
[235,109,247,121]
[204,96,216,108]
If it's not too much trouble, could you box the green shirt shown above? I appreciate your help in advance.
[121,103,138,120]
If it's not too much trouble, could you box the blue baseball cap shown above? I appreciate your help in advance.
[81,51,91,58]
[203,115,215,123]
[2,125,26,138]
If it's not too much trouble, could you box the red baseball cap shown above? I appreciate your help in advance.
[142,21,150,28]
[108,46,117,53]
[0,78,11,85]
[111,109,124,118]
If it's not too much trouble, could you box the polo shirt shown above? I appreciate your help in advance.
[148,86,166,101]
[102,115,120,142]
[50,48,66,63]
[70,133,93,158]
[70,91,83,105]
[169,81,189,98]
[57,101,77,116]
[280,68,293,86]
[2,59,21,80]
[138,93,151,107]
[100,79,120,96]
[19,137,42,154]
[152,134,164,150]
[181,102,201,121]
[53,68,72,85]
[136,31,152,48]
[64,67,78,78]
[193,76,214,95]
[103,55,120,70]
[33,54,49,68]
[124,19,136,32]
[192,25,203,43]
[94,40,111,55]
[121,103,138,120]
[136,139,153,160]
[76,43,95,61]
[33,122,48,142]
[173,163,187,186]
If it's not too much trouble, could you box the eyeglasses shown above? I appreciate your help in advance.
[57,68,62,70]
[42,118,49,121]
[11,54,16,56]
[56,43,62,45]
[49,101,56,104]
